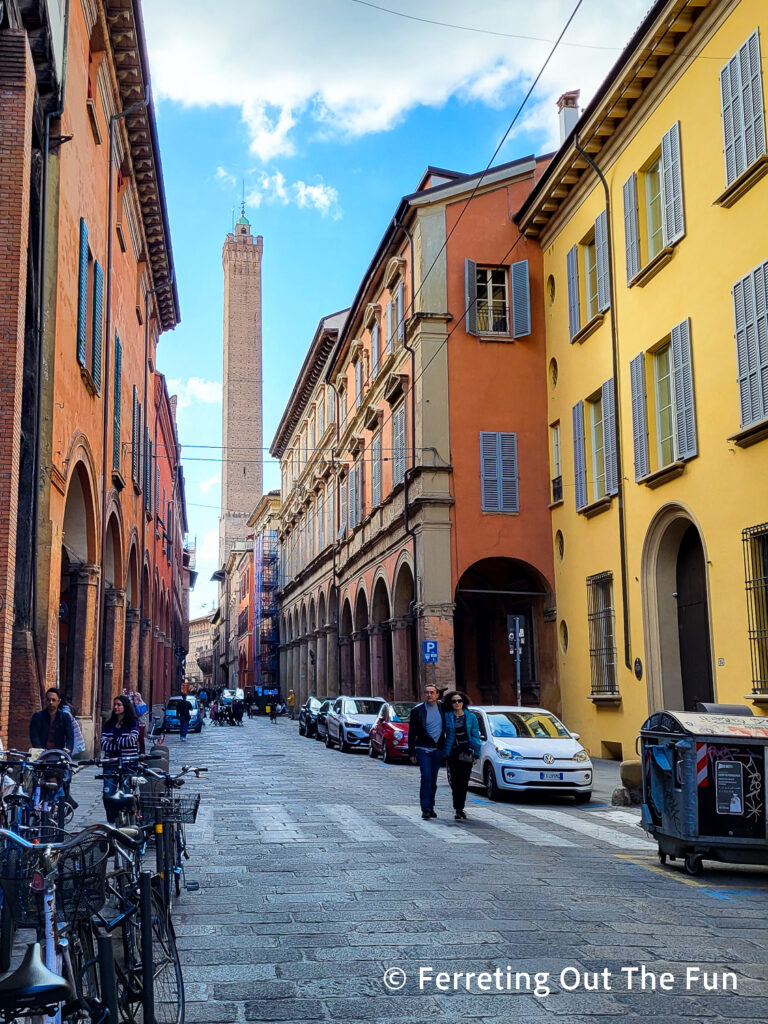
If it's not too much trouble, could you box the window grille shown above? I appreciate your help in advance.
[743,523,768,693]
[586,571,618,695]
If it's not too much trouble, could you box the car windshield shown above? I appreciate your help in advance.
[486,711,571,739]
[346,700,384,715]
[390,702,415,723]
[308,698,322,709]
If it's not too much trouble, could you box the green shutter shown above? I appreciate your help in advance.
[622,174,640,284]
[671,318,697,460]
[465,259,478,336]
[131,386,138,481]
[92,260,103,393]
[566,246,580,340]
[511,260,530,338]
[77,219,89,366]
[661,122,685,244]
[113,334,122,471]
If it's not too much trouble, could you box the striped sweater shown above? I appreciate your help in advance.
[101,722,140,760]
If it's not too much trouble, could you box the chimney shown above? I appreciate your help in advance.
[557,90,580,144]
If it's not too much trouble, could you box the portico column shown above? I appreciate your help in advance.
[298,637,308,705]
[391,617,413,701]
[163,637,173,700]
[368,625,387,699]
[278,644,287,694]
[338,635,354,695]
[123,607,141,693]
[101,588,126,715]
[325,625,339,696]
[307,632,318,696]
[315,629,327,694]
[140,617,152,695]
[66,564,100,717]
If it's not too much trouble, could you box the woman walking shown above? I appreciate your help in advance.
[443,691,481,820]
[101,696,140,822]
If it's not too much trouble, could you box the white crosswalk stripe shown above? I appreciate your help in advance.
[387,806,487,843]
[323,804,397,842]
[590,808,644,827]
[512,805,654,849]
[466,805,576,846]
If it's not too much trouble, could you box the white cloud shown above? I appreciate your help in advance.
[214,165,236,188]
[246,172,341,218]
[198,473,221,495]
[168,377,222,410]
[198,528,219,566]
[143,0,649,160]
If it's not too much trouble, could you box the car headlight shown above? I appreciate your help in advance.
[572,748,589,763]
[393,730,404,740]
[495,747,513,760]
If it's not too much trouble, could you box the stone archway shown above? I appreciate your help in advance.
[642,505,715,713]
[370,575,393,699]
[340,598,354,695]
[353,586,371,697]
[101,512,126,713]
[392,561,417,700]
[123,542,141,693]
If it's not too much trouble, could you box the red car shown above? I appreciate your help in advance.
[368,701,417,762]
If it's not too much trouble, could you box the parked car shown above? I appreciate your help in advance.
[220,688,244,706]
[299,696,326,737]
[163,695,203,733]
[325,696,386,752]
[368,701,416,762]
[467,706,592,802]
[314,700,334,743]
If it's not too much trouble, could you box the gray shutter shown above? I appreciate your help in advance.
[113,334,122,471]
[630,354,650,480]
[595,210,610,313]
[661,122,685,244]
[622,174,640,284]
[371,324,379,378]
[670,318,697,459]
[499,432,519,513]
[572,402,587,510]
[77,219,89,366]
[340,478,347,535]
[372,434,381,506]
[743,30,766,171]
[397,281,405,342]
[721,31,766,187]
[131,386,138,481]
[385,301,393,354]
[393,404,406,484]
[92,260,103,393]
[733,261,768,426]
[566,245,580,340]
[348,466,356,528]
[465,258,478,336]
[601,378,618,494]
[511,260,530,338]
[721,49,746,184]
[480,432,500,512]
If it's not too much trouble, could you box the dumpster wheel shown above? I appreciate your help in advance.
[658,852,667,865]
[684,853,703,876]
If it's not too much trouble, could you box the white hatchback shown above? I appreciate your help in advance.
[468,706,593,803]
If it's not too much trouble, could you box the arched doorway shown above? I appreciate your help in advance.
[123,542,140,693]
[454,558,554,707]
[642,508,714,712]
[101,512,125,713]
[340,598,354,694]
[392,560,417,700]
[370,576,393,700]
[353,587,371,696]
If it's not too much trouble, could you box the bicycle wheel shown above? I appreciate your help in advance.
[173,824,185,899]
[0,848,17,973]
[115,891,183,1024]
[65,919,103,1021]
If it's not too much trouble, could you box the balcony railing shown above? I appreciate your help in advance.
[551,476,563,503]
[477,302,509,335]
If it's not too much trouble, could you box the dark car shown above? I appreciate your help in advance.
[299,696,326,737]
[314,700,333,742]
[368,701,416,762]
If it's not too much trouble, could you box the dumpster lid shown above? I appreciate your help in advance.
[642,710,768,738]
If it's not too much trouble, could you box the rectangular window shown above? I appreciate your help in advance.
[339,477,348,537]
[309,418,315,454]
[371,431,382,507]
[586,572,618,695]
[654,343,675,467]
[317,494,324,551]
[644,156,664,260]
[112,334,122,472]
[341,387,348,425]
[355,360,363,408]
[480,431,519,513]
[327,388,335,424]
[371,323,380,377]
[131,387,141,486]
[327,482,334,544]
[392,403,407,486]
[317,390,325,437]
[348,465,357,529]
[550,423,562,503]
[76,218,103,394]
[584,235,598,321]
[308,507,315,562]
[743,523,768,693]
[588,394,606,501]
[476,267,509,334]
[721,30,766,187]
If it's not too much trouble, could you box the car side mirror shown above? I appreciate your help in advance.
[571,732,580,741]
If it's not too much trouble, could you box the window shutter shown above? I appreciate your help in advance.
[77,219,89,366]
[371,324,379,378]
[465,258,478,335]
[595,211,610,313]
[661,122,685,245]
[397,281,405,342]
[499,432,519,513]
[385,301,393,354]
[721,30,766,187]
[601,378,618,494]
[155,462,160,516]
[113,334,122,471]
[318,394,325,436]
[622,174,640,284]
[743,31,766,171]
[138,403,144,492]
[131,386,138,481]
[372,433,381,506]
[566,246,580,340]
[572,402,587,510]
[327,484,334,541]
[91,260,103,393]
[340,478,347,536]
[318,495,324,551]
[355,360,362,406]
[733,261,768,426]
[629,353,650,480]
[670,318,697,460]
[480,432,500,512]
[510,260,530,338]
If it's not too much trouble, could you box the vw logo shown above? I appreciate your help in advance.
[543,753,555,765]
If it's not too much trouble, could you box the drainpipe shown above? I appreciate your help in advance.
[574,135,632,671]
[31,0,71,685]
[96,87,150,722]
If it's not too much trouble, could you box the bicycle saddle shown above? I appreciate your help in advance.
[0,942,72,1011]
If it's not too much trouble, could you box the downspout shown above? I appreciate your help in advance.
[574,135,632,671]
[96,87,150,721]
[32,0,71,682]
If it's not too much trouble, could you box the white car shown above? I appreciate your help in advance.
[325,696,386,752]
[467,706,593,803]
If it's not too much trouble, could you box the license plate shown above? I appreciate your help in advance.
[540,771,563,781]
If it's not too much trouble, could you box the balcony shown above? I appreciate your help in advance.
[551,476,563,504]
[237,609,249,638]
[477,302,509,336]
[196,649,213,676]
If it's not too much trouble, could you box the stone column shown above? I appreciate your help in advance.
[352,630,371,696]
[368,625,388,699]
[123,608,140,692]
[307,632,318,697]
[163,637,173,700]
[391,617,413,701]
[338,635,353,695]
[140,617,152,696]
[101,588,126,715]
[65,564,100,753]
[325,625,339,696]
[315,629,327,695]
[278,644,287,694]
[287,642,296,694]
[298,637,308,705]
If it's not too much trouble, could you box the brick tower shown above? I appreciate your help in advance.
[219,212,263,567]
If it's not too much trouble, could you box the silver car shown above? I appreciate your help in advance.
[325,696,386,752]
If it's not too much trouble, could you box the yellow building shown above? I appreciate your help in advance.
[517,0,768,759]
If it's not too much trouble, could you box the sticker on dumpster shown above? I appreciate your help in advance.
[696,743,708,787]
[715,761,744,815]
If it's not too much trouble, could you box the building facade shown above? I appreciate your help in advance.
[186,613,213,691]
[517,0,768,758]
[250,491,281,706]
[272,159,556,709]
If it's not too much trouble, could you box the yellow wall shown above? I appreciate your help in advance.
[541,0,768,759]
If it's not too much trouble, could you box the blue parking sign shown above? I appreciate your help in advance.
[422,640,438,664]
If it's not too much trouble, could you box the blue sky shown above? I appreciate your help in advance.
[142,0,648,615]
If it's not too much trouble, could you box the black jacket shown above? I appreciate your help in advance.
[407,702,453,756]
[30,709,75,751]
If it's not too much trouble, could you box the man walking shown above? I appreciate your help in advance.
[408,683,454,819]
[177,695,193,742]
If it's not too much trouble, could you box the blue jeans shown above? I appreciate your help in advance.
[416,748,444,812]
[179,718,190,740]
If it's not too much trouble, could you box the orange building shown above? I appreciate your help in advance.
[2,0,186,750]
[273,158,557,709]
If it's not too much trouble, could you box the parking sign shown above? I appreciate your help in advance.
[422,640,438,664]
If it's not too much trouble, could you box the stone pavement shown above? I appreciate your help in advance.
[66,717,768,1024]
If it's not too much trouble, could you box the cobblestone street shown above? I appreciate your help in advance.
[70,717,768,1023]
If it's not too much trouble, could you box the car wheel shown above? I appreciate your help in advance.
[368,741,377,758]
[315,728,323,742]
[325,731,334,749]
[299,722,306,736]
[339,732,349,753]
[573,791,592,804]
[381,743,391,764]
[484,763,500,801]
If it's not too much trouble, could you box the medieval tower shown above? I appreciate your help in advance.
[219,212,263,567]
